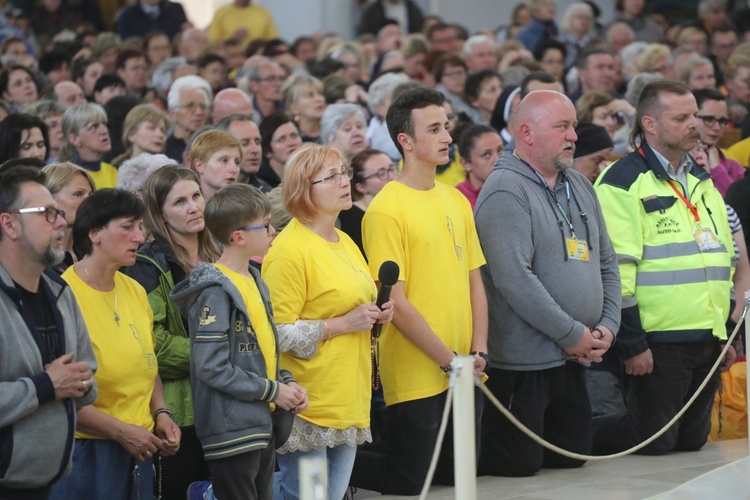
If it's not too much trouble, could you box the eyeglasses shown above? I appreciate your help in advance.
[696,114,730,127]
[236,222,273,234]
[176,102,210,112]
[8,206,65,223]
[311,169,354,185]
[361,165,397,181]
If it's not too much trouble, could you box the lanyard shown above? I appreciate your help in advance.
[667,180,700,223]
[514,151,578,239]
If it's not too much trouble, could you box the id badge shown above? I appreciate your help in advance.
[692,227,722,252]
[566,238,590,261]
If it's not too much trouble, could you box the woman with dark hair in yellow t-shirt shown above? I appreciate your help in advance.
[262,143,394,500]
[51,188,181,500]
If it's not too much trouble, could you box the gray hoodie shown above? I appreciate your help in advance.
[474,153,621,370]
[170,263,294,460]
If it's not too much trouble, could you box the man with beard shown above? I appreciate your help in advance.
[216,114,272,192]
[474,90,620,476]
[0,165,97,498]
[592,80,735,455]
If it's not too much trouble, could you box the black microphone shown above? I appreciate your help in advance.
[373,260,399,338]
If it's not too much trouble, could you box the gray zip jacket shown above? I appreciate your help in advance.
[0,265,97,489]
[170,263,294,460]
[474,154,621,370]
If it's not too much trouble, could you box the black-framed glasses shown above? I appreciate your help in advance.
[311,169,354,185]
[8,206,65,223]
[361,165,398,181]
[696,114,730,127]
[236,222,273,234]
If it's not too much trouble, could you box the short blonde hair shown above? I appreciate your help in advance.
[282,143,347,223]
[42,162,95,196]
[188,129,242,172]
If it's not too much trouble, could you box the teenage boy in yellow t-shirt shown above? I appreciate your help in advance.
[170,184,307,500]
[351,86,489,495]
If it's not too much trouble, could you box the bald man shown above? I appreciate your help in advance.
[474,90,620,477]
[212,88,257,124]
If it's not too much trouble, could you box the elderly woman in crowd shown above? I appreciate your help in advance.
[0,113,49,164]
[282,72,327,143]
[576,89,634,157]
[262,144,394,500]
[116,153,174,197]
[0,64,40,112]
[42,162,95,272]
[51,189,181,500]
[680,56,717,90]
[60,102,117,189]
[188,129,242,201]
[456,125,504,209]
[123,165,221,499]
[339,148,396,254]
[320,103,368,161]
[258,112,304,188]
[111,104,170,167]
[26,100,66,162]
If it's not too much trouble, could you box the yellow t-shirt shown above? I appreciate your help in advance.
[363,181,486,406]
[262,219,376,429]
[214,264,277,379]
[88,162,118,189]
[207,4,279,43]
[62,268,157,438]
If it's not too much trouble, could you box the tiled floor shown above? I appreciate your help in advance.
[354,438,749,500]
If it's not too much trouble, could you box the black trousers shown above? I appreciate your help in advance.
[208,438,275,500]
[350,387,483,496]
[592,340,721,456]
[479,362,592,477]
[154,426,210,499]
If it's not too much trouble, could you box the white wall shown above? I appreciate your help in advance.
[176,0,615,41]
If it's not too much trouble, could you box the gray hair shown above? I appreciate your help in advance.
[116,153,174,192]
[462,34,495,58]
[625,72,663,107]
[320,103,367,144]
[151,57,188,96]
[25,99,65,120]
[60,102,107,161]
[367,72,410,116]
[167,75,212,111]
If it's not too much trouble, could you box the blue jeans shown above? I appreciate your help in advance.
[273,444,356,500]
[50,439,154,500]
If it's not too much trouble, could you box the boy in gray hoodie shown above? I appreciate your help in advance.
[171,184,307,500]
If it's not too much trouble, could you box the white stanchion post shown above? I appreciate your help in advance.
[299,456,327,500]
[451,355,477,500]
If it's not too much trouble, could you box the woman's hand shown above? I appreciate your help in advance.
[377,298,395,325]
[342,304,381,332]
[154,414,181,457]
[116,423,163,462]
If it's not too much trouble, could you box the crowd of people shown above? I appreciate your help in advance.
[1,0,749,499]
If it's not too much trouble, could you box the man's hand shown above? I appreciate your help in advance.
[720,345,737,373]
[624,349,654,376]
[565,327,610,363]
[154,414,181,456]
[45,353,93,400]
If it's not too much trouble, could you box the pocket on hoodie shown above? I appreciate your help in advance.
[0,424,14,478]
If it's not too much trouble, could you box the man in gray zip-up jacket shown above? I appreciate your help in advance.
[0,166,97,497]
[474,91,620,477]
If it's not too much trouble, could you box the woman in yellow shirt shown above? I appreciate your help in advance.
[262,144,394,500]
[51,188,181,500]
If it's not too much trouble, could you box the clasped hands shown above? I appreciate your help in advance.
[565,325,614,364]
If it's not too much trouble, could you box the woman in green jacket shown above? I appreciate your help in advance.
[124,165,221,499]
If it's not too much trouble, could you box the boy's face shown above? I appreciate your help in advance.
[237,213,275,257]
[404,104,453,166]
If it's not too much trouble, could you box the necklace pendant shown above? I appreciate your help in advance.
[114,313,120,327]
